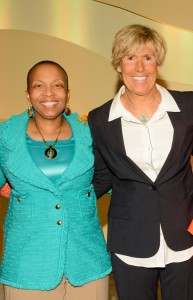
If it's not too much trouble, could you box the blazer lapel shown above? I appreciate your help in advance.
[106,117,153,183]
[56,113,94,185]
[4,112,56,192]
[156,111,186,183]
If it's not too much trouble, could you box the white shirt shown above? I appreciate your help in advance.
[109,84,193,267]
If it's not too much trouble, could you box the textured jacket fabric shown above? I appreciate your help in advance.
[0,111,111,290]
[88,90,193,258]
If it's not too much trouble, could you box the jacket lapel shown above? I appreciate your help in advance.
[4,112,55,192]
[55,113,94,185]
[106,116,153,183]
[156,111,186,183]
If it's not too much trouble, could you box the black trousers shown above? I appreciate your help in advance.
[111,253,193,300]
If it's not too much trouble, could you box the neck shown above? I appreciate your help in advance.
[123,87,158,110]
[27,116,64,142]
[34,116,64,134]
[122,87,160,124]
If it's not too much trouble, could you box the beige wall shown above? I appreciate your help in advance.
[0,0,193,252]
[0,29,116,119]
[96,0,193,31]
[0,0,193,119]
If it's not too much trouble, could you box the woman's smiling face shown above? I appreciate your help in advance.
[26,63,70,120]
[117,41,159,98]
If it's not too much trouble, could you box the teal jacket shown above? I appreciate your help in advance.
[0,111,111,290]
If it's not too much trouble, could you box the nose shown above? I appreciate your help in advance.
[43,85,54,96]
[136,58,144,72]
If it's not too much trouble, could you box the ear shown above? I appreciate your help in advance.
[25,90,31,104]
[117,65,121,73]
[25,90,29,99]
[67,89,70,102]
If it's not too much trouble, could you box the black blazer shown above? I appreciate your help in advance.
[88,90,193,258]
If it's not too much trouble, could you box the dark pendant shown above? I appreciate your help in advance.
[45,147,57,159]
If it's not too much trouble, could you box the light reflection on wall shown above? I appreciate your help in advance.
[0,0,193,88]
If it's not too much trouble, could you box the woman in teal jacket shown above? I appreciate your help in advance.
[0,61,111,300]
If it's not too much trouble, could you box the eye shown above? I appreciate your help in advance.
[127,55,136,61]
[31,82,43,89]
[145,55,152,60]
[143,55,156,63]
[54,82,64,88]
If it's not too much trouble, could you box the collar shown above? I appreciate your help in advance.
[108,84,180,122]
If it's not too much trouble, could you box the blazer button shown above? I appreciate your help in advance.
[149,185,157,191]
[57,220,62,225]
[55,204,61,209]
[87,192,91,197]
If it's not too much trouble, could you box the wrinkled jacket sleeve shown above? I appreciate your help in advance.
[88,112,112,199]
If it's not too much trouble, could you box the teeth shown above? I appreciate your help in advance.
[42,101,57,107]
[133,77,146,80]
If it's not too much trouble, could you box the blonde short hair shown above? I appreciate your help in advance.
[112,24,167,70]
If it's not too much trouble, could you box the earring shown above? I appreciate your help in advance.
[28,105,34,118]
[64,104,71,116]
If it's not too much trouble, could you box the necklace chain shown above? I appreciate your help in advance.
[34,119,63,159]
[125,89,158,124]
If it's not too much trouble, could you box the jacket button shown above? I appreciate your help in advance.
[87,192,91,197]
[55,204,61,209]
[57,220,62,225]
[149,185,157,191]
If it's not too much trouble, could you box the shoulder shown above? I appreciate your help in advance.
[0,111,28,146]
[168,90,193,104]
[65,112,88,128]
[168,90,193,98]
[65,112,91,140]
[167,90,193,122]
[0,111,28,126]
[168,90,193,112]
[88,99,113,122]
[0,111,27,131]
[89,99,113,115]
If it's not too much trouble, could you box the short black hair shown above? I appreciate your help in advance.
[27,60,68,91]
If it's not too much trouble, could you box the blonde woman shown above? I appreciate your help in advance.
[89,24,193,300]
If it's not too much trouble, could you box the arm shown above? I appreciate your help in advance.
[92,143,113,199]
[0,183,10,198]
[0,168,10,198]
[88,112,113,199]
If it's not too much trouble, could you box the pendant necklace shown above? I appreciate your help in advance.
[34,119,62,159]
[125,89,158,124]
